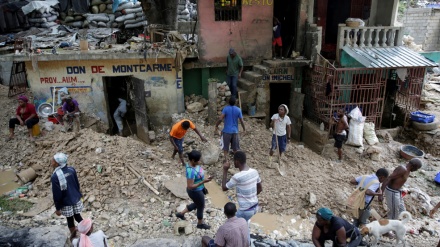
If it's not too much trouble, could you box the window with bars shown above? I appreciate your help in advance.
[214,0,242,21]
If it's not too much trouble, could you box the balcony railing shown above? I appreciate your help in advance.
[336,24,404,62]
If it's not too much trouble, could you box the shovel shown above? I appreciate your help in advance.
[273,122,286,177]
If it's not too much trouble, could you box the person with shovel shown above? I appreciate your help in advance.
[269,104,291,167]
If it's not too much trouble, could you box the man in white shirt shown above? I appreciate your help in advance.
[269,104,291,161]
[349,168,389,227]
[222,151,262,245]
[113,98,127,136]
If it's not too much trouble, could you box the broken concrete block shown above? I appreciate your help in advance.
[174,221,193,235]
[186,102,204,113]
[308,192,316,206]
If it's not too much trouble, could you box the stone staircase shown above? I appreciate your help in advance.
[237,60,291,116]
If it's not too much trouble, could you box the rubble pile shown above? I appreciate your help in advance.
[184,94,208,113]
[216,82,231,116]
[177,0,197,22]
[2,84,440,246]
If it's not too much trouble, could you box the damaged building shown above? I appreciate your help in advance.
[0,0,438,146]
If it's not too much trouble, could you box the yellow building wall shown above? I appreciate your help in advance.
[25,58,183,126]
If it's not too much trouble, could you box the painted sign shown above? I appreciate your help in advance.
[242,0,273,6]
[262,67,295,82]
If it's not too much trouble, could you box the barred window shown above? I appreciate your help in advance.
[215,0,242,21]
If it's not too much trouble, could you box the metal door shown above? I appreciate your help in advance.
[130,77,150,144]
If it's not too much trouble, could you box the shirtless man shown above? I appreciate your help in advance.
[379,158,422,219]
[332,109,349,161]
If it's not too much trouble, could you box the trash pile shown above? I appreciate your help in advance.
[177,0,197,22]
[403,35,423,52]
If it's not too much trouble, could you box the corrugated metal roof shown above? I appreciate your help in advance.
[342,46,438,68]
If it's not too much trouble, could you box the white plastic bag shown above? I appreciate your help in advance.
[363,122,379,145]
[44,121,54,131]
[346,107,365,147]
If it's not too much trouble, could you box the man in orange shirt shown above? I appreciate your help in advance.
[170,119,207,166]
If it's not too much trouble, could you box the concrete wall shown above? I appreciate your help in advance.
[403,8,440,51]
[0,61,12,86]
[25,58,183,127]
[197,0,272,63]
[368,0,399,26]
[302,119,328,154]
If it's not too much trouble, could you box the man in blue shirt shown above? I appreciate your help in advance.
[215,97,246,162]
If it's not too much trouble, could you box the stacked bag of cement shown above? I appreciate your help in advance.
[84,13,114,28]
[216,82,232,115]
[60,9,87,28]
[177,0,197,22]
[90,0,114,14]
[113,1,147,29]
[27,7,59,28]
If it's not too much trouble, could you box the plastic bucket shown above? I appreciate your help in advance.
[32,124,40,137]
[17,168,37,184]
[248,104,256,116]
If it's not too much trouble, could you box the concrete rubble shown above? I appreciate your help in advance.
[1,70,440,247]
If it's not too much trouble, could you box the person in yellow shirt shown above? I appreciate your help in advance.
[170,119,207,166]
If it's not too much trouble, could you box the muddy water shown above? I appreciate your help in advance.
[206,181,314,238]
[0,170,20,195]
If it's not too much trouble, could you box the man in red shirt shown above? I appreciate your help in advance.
[8,95,39,141]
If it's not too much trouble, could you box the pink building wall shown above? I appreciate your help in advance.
[198,0,273,63]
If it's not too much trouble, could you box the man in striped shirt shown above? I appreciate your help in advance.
[201,202,249,247]
[222,151,262,221]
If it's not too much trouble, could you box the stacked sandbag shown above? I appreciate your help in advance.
[90,0,114,15]
[27,7,59,28]
[60,9,87,28]
[177,0,197,22]
[84,13,115,28]
[114,1,147,29]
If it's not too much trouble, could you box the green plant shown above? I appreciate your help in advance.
[208,78,219,83]
[0,196,33,213]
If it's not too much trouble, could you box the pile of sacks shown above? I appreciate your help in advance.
[113,1,147,29]
[403,35,423,52]
[60,9,87,28]
[177,0,197,22]
[216,82,232,116]
[27,7,59,28]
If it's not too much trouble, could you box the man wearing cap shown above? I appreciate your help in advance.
[379,158,422,220]
[312,207,362,247]
[269,104,291,166]
[226,48,243,98]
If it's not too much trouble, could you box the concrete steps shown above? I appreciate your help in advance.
[237,78,255,92]
[252,64,269,75]
[242,71,262,83]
